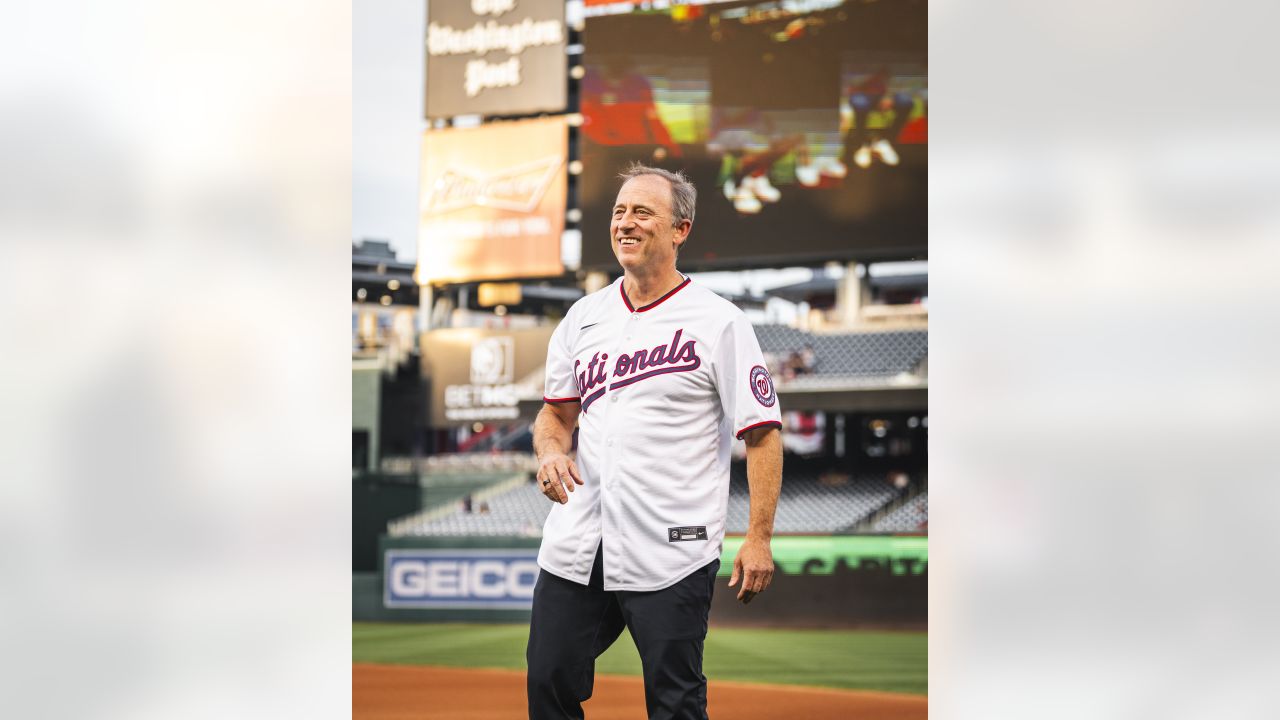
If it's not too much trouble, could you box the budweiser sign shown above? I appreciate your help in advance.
[423,156,563,215]
[417,116,568,283]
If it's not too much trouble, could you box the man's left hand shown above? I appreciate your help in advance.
[728,536,774,604]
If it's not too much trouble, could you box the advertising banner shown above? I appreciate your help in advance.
[421,325,557,426]
[363,535,927,624]
[425,0,567,118]
[720,534,927,577]
[418,116,568,283]
[384,549,541,609]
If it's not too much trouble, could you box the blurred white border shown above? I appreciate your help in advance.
[931,0,1280,717]
[0,0,351,717]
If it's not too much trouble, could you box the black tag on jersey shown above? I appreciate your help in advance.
[667,526,708,542]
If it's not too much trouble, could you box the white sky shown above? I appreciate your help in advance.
[353,0,425,262]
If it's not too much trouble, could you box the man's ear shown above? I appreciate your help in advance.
[673,219,692,246]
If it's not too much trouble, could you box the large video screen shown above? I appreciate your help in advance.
[579,0,926,270]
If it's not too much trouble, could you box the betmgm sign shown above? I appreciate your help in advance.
[443,336,520,421]
[384,549,540,609]
[425,0,566,118]
[421,325,556,427]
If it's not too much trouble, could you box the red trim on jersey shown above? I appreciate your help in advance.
[543,396,581,404]
[620,276,691,313]
[735,420,782,440]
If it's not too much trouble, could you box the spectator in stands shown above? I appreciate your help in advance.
[783,350,803,381]
[799,344,816,374]
[461,494,473,514]
[782,346,816,380]
[763,351,783,380]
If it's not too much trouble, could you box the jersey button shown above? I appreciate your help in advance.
[611,395,618,403]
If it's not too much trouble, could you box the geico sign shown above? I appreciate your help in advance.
[384,550,540,608]
[391,559,536,598]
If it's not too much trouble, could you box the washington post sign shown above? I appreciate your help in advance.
[425,0,567,118]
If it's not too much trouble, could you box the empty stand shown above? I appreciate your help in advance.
[726,465,903,534]
[754,325,928,382]
[391,476,549,537]
[869,492,928,532]
[392,462,908,537]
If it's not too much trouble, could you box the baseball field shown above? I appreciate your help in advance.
[353,622,927,718]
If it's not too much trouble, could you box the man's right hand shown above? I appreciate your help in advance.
[536,452,583,504]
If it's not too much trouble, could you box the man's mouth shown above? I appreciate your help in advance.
[617,236,640,247]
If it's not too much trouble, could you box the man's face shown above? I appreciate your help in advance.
[610,174,690,274]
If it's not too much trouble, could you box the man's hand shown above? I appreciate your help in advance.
[727,535,774,604]
[536,451,583,504]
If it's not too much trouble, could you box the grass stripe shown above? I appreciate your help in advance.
[353,623,926,695]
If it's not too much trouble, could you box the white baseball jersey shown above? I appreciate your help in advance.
[539,276,782,591]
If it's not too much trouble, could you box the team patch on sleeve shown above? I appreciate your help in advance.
[749,365,776,407]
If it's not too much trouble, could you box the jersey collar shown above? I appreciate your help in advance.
[619,275,690,313]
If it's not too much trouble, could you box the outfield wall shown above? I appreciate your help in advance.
[353,535,926,628]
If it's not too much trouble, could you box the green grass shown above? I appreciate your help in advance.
[353,623,926,696]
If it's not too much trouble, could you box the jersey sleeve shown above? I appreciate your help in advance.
[542,315,580,404]
[713,313,783,439]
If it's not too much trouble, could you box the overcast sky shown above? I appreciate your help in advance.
[353,0,424,262]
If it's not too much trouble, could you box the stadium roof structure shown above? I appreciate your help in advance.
[763,276,836,304]
[778,383,926,413]
[709,288,769,309]
[353,239,416,274]
[353,238,418,306]
[763,273,928,303]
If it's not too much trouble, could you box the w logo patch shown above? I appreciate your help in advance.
[750,366,776,407]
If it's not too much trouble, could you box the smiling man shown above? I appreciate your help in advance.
[527,163,784,720]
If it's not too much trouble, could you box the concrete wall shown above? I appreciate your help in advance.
[352,361,381,472]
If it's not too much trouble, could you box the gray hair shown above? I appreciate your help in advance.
[617,162,696,226]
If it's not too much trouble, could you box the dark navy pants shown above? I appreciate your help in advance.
[526,545,719,720]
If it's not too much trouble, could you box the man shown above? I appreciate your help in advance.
[527,163,784,720]
[580,56,683,161]
[841,67,916,170]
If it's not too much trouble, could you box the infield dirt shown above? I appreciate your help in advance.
[354,663,926,719]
